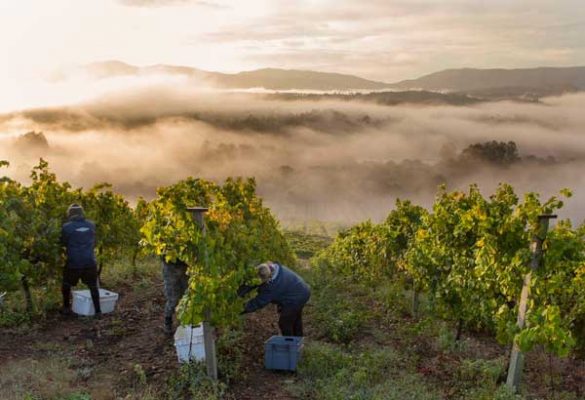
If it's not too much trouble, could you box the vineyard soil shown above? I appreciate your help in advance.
[0,259,583,399]
[0,265,296,400]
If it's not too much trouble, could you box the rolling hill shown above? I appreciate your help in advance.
[390,66,585,92]
[82,61,585,99]
[83,61,391,91]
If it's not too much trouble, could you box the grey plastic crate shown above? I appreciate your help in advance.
[264,336,304,371]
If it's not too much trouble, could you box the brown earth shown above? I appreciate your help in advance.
[0,280,298,399]
[225,309,298,400]
[1,276,584,400]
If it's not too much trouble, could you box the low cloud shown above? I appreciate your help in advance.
[1,82,585,224]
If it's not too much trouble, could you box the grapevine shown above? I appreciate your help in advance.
[140,177,294,327]
[316,183,583,356]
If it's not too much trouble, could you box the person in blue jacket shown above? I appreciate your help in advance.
[60,204,101,318]
[242,262,310,336]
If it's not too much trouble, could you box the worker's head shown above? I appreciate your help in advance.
[67,203,85,220]
[256,262,274,283]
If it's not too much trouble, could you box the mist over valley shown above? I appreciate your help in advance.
[2,64,585,223]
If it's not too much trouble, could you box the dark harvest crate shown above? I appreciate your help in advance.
[264,336,304,371]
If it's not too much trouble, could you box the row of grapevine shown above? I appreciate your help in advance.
[1,159,294,331]
[313,199,427,283]
[314,184,585,356]
[0,160,141,310]
[140,176,294,327]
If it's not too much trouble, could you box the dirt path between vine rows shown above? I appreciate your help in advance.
[227,309,299,400]
[0,279,299,399]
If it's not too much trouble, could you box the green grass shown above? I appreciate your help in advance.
[0,357,78,400]
[166,362,232,400]
[294,261,540,400]
[284,230,333,259]
[305,269,373,344]
[292,341,443,400]
[282,219,347,236]
[100,256,161,287]
[0,284,61,328]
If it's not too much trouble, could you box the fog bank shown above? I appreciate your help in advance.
[1,84,584,224]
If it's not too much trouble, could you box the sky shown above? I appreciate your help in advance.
[1,0,585,221]
[1,0,584,81]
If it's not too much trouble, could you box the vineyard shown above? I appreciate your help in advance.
[1,160,584,399]
[314,186,585,356]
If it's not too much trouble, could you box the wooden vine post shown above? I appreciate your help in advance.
[187,207,218,380]
[411,289,420,319]
[506,214,556,392]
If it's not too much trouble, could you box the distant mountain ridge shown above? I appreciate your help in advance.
[83,61,585,97]
[390,66,585,92]
[83,61,391,91]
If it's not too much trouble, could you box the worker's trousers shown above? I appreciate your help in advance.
[162,260,189,321]
[278,305,304,336]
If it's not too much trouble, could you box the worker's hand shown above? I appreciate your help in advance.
[237,284,258,298]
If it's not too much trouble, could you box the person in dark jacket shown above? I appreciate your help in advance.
[162,257,189,334]
[242,262,310,336]
[60,204,101,317]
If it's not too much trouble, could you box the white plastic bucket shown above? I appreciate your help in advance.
[72,288,119,316]
[174,324,205,363]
